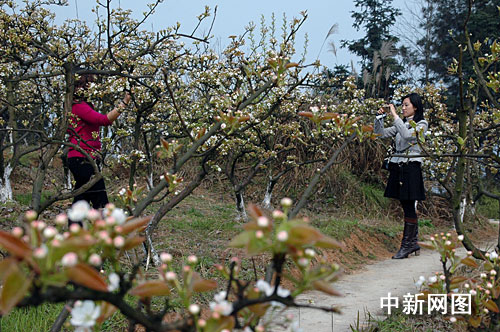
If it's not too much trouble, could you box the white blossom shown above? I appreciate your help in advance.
[70,300,101,329]
[108,273,120,291]
[68,201,90,222]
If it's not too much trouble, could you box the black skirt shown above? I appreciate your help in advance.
[384,162,426,201]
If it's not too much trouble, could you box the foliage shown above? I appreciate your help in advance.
[417,232,500,330]
[414,0,500,108]
[0,199,344,331]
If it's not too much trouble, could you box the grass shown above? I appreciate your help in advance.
[0,304,65,332]
[313,217,361,240]
[14,191,54,206]
[476,194,500,219]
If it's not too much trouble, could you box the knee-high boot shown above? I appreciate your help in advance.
[392,221,420,259]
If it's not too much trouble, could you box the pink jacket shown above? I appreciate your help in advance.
[68,101,111,159]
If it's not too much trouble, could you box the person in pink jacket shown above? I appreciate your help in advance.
[67,73,130,216]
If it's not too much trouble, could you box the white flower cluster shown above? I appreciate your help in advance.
[209,291,233,316]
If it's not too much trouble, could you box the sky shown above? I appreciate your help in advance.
[42,0,409,72]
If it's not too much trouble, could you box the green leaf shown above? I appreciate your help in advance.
[485,299,500,313]
[460,257,479,268]
[229,231,251,248]
[66,263,108,292]
[130,280,171,298]
[0,231,32,260]
[191,272,217,293]
[0,265,32,315]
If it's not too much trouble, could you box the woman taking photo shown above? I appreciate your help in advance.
[67,74,130,216]
[374,93,428,259]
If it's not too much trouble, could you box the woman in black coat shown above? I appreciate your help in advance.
[374,93,428,259]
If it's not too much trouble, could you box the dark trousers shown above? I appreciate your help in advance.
[67,157,109,209]
[400,199,418,223]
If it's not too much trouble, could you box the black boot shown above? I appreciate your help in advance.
[392,222,420,259]
[411,222,420,253]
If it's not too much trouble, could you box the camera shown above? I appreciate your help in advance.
[382,105,391,112]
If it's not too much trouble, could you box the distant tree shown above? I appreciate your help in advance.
[341,0,401,98]
[413,0,500,108]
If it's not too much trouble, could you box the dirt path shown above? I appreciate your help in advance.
[283,241,494,332]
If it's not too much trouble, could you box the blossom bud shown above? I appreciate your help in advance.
[305,248,315,258]
[189,304,200,315]
[98,231,110,241]
[255,230,264,239]
[34,221,46,231]
[272,210,285,219]
[160,252,173,263]
[298,258,309,267]
[33,246,48,259]
[104,203,115,212]
[277,231,288,242]
[188,255,198,264]
[61,252,78,267]
[55,214,68,226]
[450,317,457,323]
[88,253,102,266]
[280,197,292,208]
[43,226,57,239]
[429,236,435,241]
[87,209,101,221]
[113,236,125,248]
[491,270,497,276]
[12,227,23,238]
[470,289,477,295]
[25,210,38,222]
[166,271,177,281]
[197,319,206,327]
[69,223,81,234]
[445,240,451,246]
[457,235,464,241]
[106,216,116,226]
[257,216,269,227]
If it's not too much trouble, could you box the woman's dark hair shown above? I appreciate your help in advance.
[401,92,424,122]
[73,73,96,106]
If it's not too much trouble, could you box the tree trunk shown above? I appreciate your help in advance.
[261,176,275,209]
[0,163,13,202]
[235,190,247,221]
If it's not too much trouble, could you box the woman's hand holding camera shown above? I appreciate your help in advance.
[378,104,398,120]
